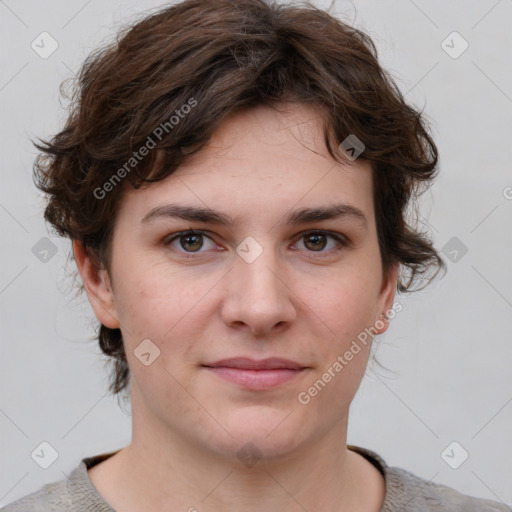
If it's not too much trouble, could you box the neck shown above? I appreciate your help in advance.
[89,386,385,512]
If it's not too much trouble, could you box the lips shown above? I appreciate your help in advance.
[202,357,305,371]
[201,357,308,390]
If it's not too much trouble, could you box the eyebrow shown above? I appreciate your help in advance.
[141,202,368,229]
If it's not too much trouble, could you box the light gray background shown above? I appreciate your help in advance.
[1,0,511,507]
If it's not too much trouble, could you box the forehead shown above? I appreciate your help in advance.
[119,103,375,226]
[178,102,350,173]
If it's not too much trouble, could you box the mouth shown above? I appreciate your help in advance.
[201,357,309,390]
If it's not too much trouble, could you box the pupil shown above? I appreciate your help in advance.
[183,234,202,252]
[306,233,325,251]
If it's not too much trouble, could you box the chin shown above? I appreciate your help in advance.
[206,406,309,465]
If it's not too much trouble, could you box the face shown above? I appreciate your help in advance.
[77,102,397,463]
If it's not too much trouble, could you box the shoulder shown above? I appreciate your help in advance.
[1,454,115,512]
[385,465,511,512]
[348,445,510,512]
[0,477,72,512]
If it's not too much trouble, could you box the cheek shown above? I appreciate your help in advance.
[114,262,203,327]
[297,276,380,415]
[112,268,217,367]
[305,263,382,338]
[114,272,208,408]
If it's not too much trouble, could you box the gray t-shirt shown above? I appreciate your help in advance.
[1,445,510,511]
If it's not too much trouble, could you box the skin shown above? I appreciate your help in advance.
[74,102,398,512]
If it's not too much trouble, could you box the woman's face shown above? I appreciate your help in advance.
[83,102,397,462]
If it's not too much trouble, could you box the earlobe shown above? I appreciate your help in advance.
[72,240,120,329]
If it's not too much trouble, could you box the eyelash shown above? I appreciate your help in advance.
[163,229,349,258]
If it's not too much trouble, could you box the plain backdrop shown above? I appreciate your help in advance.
[1,0,511,507]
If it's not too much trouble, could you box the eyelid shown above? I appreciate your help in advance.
[294,229,350,245]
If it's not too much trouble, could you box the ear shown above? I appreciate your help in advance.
[373,262,399,335]
[72,240,120,329]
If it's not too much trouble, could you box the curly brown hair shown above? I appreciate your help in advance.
[33,0,446,398]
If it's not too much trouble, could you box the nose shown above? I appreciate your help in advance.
[220,243,297,337]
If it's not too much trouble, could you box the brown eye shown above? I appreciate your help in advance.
[303,232,328,251]
[179,233,203,252]
[295,230,347,254]
[165,230,216,254]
